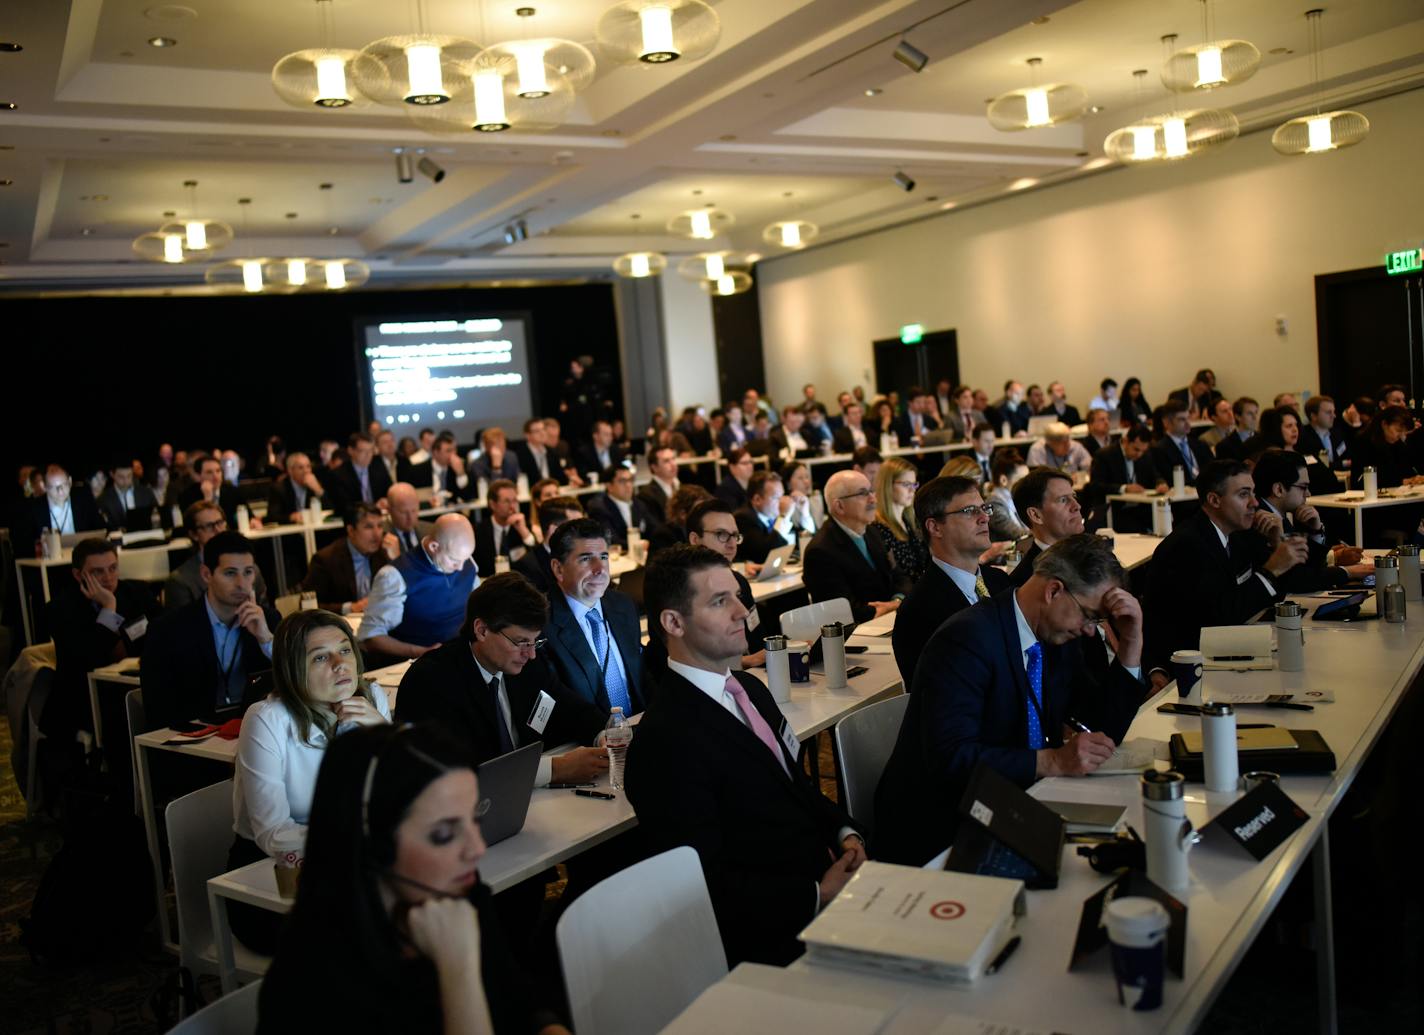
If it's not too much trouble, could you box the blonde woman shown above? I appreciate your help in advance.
[869,456,927,582]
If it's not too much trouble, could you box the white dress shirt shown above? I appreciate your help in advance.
[564,593,631,698]
[431,459,469,492]
[1208,515,1276,596]
[359,545,480,641]
[1011,592,1140,686]
[472,653,555,787]
[49,502,75,533]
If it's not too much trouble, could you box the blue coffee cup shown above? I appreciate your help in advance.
[1105,897,1169,1012]
[1168,649,1203,699]
[787,640,811,682]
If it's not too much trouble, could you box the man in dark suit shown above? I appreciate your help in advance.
[584,466,656,550]
[165,500,269,611]
[394,571,608,782]
[1037,381,1082,426]
[893,476,1011,686]
[299,502,390,614]
[1211,397,1260,461]
[1081,408,1114,457]
[1253,449,1371,593]
[830,402,870,454]
[1087,425,1164,532]
[875,535,1146,865]
[803,469,911,624]
[405,431,477,503]
[514,496,583,598]
[985,380,1030,436]
[896,388,948,445]
[142,531,280,731]
[715,448,755,510]
[265,451,333,524]
[330,432,391,508]
[381,482,433,558]
[768,406,816,460]
[626,545,865,967]
[374,428,412,488]
[1299,395,1350,471]
[1149,399,1214,485]
[1167,369,1220,418]
[541,518,648,716]
[573,420,626,481]
[1142,459,1308,680]
[23,464,107,545]
[179,454,250,526]
[473,480,537,577]
[734,471,796,564]
[512,418,566,484]
[1009,467,1085,587]
[43,537,161,740]
[637,445,681,529]
[97,458,159,531]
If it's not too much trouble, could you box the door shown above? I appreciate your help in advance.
[871,329,959,396]
[1316,266,1424,406]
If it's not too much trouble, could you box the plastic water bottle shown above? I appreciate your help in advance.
[604,707,632,790]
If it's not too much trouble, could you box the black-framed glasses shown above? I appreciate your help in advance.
[938,503,997,520]
[703,529,743,545]
[835,489,874,502]
[499,629,548,653]
[1067,590,1108,628]
[193,518,227,534]
[1291,482,1311,493]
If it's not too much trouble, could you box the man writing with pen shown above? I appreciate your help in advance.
[874,534,1146,866]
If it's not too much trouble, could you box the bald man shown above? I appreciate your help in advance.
[359,512,479,661]
[382,482,434,558]
[802,470,912,624]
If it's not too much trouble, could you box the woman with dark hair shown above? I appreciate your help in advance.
[230,609,389,951]
[1259,406,1340,495]
[1349,405,1423,489]
[870,398,897,441]
[1118,378,1153,427]
[257,724,566,1035]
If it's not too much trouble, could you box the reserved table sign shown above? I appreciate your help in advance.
[1202,780,1307,861]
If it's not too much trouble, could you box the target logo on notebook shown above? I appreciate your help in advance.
[929,900,965,921]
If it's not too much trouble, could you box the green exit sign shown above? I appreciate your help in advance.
[1386,248,1423,275]
[900,323,924,344]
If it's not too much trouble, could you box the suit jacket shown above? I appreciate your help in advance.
[473,516,532,578]
[715,476,749,511]
[393,638,606,768]
[405,460,476,501]
[942,408,986,441]
[330,462,392,509]
[734,506,794,564]
[384,518,434,557]
[298,537,389,611]
[98,483,159,532]
[1142,509,1282,670]
[831,425,869,455]
[1150,436,1213,485]
[635,479,676,524]
[716,425,750,454]
[1298,424,1349,470]
[1089,444,1162,496]
[1038,402,1082,426]
[511,442,567,484]
[1211,430,1253,461]
[512,544,557,598]
[1007,540,1043,588]
[802,519,912,624]
[543,590,648,715]
[264,478,333,524]
[142,597,280,731]
[892,563,1011,689]
[874,591,1143,864]
[985,398,1030,435]
[43,580,161,737]
[574,442,626,480]
[767,428,816,460]
[1081,434,1113,457]
[584,493,655,549]
[1258,500,1350,594]
[21,492,107,546]
[624,667,856,967]
[178,481,247,524]
[164,551,269,612]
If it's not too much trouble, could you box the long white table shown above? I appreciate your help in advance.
[1307,487,1424,547]
[679,595,1424,1035]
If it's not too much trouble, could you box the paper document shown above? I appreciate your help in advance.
[846,639,894,655]
[1209,690,1335,705]
[662,982,889,1035]
[853,613,896,637]
[1089,737,1168,776]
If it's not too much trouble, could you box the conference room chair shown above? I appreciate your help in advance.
[833,692,910,838]
[273,592,304,619]
[23,662,54,817]
[117,547,170,581]
[779,597,855,644]
[124,688,146,815]
[556,846,726,1035]
[166,979,261,1035]
[165,780,270,1016]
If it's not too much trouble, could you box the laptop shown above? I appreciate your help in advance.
[1026,414,1060,438]
[474,741,544,845]
[60,530,110,549]
[754,543,795,582]
[946,763,1066,889]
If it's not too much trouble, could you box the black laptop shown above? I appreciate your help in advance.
[945,763,1066,889]
[474,741,544,845]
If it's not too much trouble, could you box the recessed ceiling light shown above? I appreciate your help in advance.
[864,88,882,97]
[162,210,176,217]
[925,195,938,202]
[692,189,703,195]
[940,201,956,210]
[1089,106,1104,114]
[0,179,13,186]
[2,103,16,110]
[147,37,177,48]
[0,42,23,53]
[145,5,198,21]
[1032,16,1051,25]
[1269,47,1292,55]
[0,144,13,150]
[286,212,298,219]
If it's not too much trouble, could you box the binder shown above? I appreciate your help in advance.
[1169,727,1335,780]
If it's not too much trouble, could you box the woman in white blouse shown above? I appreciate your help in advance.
[228,609,389,951]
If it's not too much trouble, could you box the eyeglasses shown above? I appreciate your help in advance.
[835,489,874,502]
[193,518,227,534]
[1291,482,1311,493]
[938,503,997,520]
[701,529,744,545]
[499,629,548,653]
[1067,590,1108,628]
[894,480,919,491]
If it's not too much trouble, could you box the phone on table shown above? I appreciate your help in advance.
[845,665,869,679]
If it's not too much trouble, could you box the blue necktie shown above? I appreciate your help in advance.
[1025,642,1045,749]
[1179,440,1197,478]
[358,467,372,503]
[849,532,874,568]
[587,609,632,715]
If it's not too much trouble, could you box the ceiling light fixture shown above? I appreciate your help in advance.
[0,43,23,53]
[1272,9,1369,156]
[988,57,1088,131]
[204,199,269,293]
[892,170,915,192]
[892,39,928,73]
[613,213,668,279]
[148,37,177,48]
[395,148,414,183]
[272,0,365,110]
[416,155,445,182]
[667,206,733,240]
[764,220,818,249]
[1161,0,1260,92]
[1104,60,1238,164]
[486,7,597,102]
[353,0,479,107]
[596,1,720,67]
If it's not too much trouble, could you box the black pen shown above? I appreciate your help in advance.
[547,783,597,789]
[574,789,616,800]
[985,936,1022,975]
[1066,716,1093,734]
[1211,655,1256,662]
[1265,701,1314,711]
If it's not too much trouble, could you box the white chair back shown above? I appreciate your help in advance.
[274,593,303,619]
[166,780,237,975]
[833,693,910,835]
[125,688,146,813]
[780,597,854,644]
[118,547,170,581]
[557,846,726,1035]
[168,979,261,1035]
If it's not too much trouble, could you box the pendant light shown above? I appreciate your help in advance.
[667,206,733,241]
[676,250,757,291]
[272,0,366,110]
[701,271,752,296]
[132,229,188,263]
[596,1,720,66]
[1161,0,1260,92]
[987,58,1088,131]
[486,7,597,100]
[205,199,270,293]
[612,213,668,279]
[353,0,480,107]
[1272,9,1369,156]
[763,191,818,250]
[1104,45,1238,164]
[167,180,232,254]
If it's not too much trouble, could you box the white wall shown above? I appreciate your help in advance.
[659,269,721,415]
[758,87,1424,412]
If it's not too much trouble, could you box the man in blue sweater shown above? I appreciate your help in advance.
[358,512,478,662]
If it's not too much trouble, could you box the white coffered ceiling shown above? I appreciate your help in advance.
[2,0,1422,290]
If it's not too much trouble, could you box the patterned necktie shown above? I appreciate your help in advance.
[723,675,790,776]
[974,572,990,600]
[1025,642,1045,749]
[586,609,632,715]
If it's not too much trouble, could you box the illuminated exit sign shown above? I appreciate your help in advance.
[899,323,924,344]
[1386,248,1423,276]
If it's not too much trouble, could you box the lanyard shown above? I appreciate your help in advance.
[50,501,71,530]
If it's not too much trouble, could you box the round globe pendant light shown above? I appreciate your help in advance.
[596,1,720,66]
[271,1,365,109]
[612,213,667,279]
[1272,9,1370,157]
[763,219,818,249]
[667,207,733,241]
[409,52,575,134]
[1161,1,1259,92]
[987,58,1088,131]
[700,270,753,296]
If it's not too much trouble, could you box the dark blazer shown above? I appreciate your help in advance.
[767,428,816,460]
[1258,500,1350,593]
[714,475,749,511]
[584,493,655,549]
[384,518,434,557]
[892,563,1010,689]
[21,491,107,545]
[1142,509,1282,671]
[1348,436,1416,489]
[1211,430,1253,461]
[43,580,161,737]
[986,398,1030,435]
[511,442,567,484]
[831,425,869,455]
[716,425,750,454]
[512,544,557,598]
[1007,540,1043,588]
[393,638,606,768]
[469,452,521,485]
[298,537,389,611]
[636,479,675,524]
[1298,424,1349,470]
[264,478,331,524]
[98,483,159,531]
[330,462,392,509]
[405,460,476,501]
[801,519,912,624]
[543,590,647,715]
[734,506,794,564]
[625,667,857,967]
[142,597,280,731]
[473,516,532,579]
[642,569,756,692]
[1081,434,1112,458]
[1038,402,1082,426]
[1150,436,1214,484]
[178,481,247,524]
[573,442,626,480]
[1300,451,1343,496]
[1089,443,1162,496]
[164,552,269,612]
[874,591,1142,865]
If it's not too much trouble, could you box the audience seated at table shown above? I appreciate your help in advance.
[868,457,928,583]
[1252,448,1371,593]
[96,456,158,532]
[1151,399,1214,484]
[1117,376,1154,428]
[831,401,870,454]
[266,451,331,525]
[20,463,106,546]
[1026,422,1093,475]
[1037,381,1082,426]
[328,432,390,507]
[647,483,711,556]
[1210,396,1260,461]
[1347,404,1421,489]
[1010,467,1086,586]
[714,447,755,510]
[986,380,1031,436]
[574,419,625,482]
[733,471,797,564]
[1081,408,1114,456]
[165,500,268,611]
[1298,394,1350,471]
[179,454,252,526]
[585,465,655,550]
[382,481,433,558]
[803,469,911,624]
[513,418,565,484]
[407,431,476,504]
[359,513,478,662]
[515,496,584,598]
[474,480,537,577]
[1258,405,1341,496]
[298,502,390,615]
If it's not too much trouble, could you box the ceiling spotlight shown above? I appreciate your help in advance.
[893,39,928,73]
[892,170,915,192]
[148,36,177,48]
[416,155,444,183]
[395,149,414,183]
[864,88,882,97]
[0,43,23,53]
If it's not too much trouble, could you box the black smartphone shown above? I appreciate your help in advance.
[845,645,868,654]
[845,665,869,679]
[1157,702,1202,716]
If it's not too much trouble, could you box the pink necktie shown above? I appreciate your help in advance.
[724,675,790,776]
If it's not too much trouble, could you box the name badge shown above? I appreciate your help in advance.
[1235,568,1254,586]
[745,605,761,633]
[124,616,149,641]
[509,544,527,563]
[527,690,555,734]
[776,716,800,761]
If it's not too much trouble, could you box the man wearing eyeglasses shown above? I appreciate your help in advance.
[892,476,1011,687]
[874,534,1146,865]
[1009,468,1086,587]
[164,500,269,611]
[802,470,912,624]
[1253,448,1370,593]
